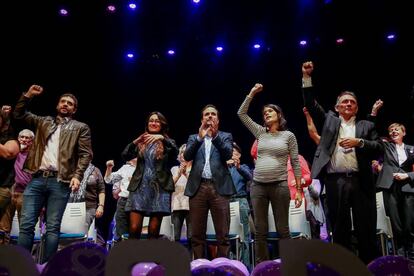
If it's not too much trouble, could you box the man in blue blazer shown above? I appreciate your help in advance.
[376,123,414,257]
[184,104,236,259]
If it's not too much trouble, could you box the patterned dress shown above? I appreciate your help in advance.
[125,143,171,216]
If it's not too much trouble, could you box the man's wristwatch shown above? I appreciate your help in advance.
[358,139,365,148]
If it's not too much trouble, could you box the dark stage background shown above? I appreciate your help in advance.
[2,0,413,170]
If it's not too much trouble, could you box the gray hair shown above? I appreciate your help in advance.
[335,91,358,106]
[18,129,35,139]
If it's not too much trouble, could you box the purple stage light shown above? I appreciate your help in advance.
[386,33,396,40]
[253,44,261,49]
[126,53,135,59]
[216,46,223,52]
[129,3,137,10]
[59,9,68,16]
[299,40,307,46]
[193,0,201,4]
[107,5,116,13]
[167,50,175,55]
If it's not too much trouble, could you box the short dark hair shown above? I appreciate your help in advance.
[232,142,241,153]
[59,93,78,108]
[262,104,287,131]
[201,104,219,118]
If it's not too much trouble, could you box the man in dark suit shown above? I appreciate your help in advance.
[184,104,236,259]
[301,61,381,264]
[376,123,414,257]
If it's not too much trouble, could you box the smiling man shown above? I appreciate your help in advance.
[13,84,93,263]
[376,123,414,258]
[301,61,381,264]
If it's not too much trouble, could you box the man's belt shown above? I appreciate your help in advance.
[33,170,58,178]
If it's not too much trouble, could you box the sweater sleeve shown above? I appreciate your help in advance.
[237,95,266,139]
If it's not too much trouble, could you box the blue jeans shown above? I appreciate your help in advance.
[18,176,70,263]
[231,198,251,270]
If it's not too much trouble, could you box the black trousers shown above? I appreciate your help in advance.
[323,173,379,264]
[381,184,414,250]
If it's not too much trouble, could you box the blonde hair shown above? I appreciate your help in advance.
[388,123,406,133]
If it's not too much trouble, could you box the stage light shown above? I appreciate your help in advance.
[216,46,223,52]
[59,9,68,16]
[107,5,116,13]
[193,0,201,4]
[386,33,396,40]
[336,38,344,44]
[299,40,307,46]
[253,44,261,49]
[126,53,135,59]
[167,49,175,55]
[129,3,137,10]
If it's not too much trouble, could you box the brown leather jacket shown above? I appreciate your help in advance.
[14,95,93,183]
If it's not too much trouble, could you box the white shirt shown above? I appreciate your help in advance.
[171,166,190,211]
[201,136,212,179]
[395,143,407,166]
[40,125,61,171]
[327,116,359,173]
[105,163,135,198]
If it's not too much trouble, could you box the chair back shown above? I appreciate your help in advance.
[229,201,244,241]
[288,200,311,238]
[268,200,311,238]
[88,218,97,242]
[10,211,41,240]
[268,204,277,233]
[60,202,87,235]
[376,192,393,238]
[159,215,175,240]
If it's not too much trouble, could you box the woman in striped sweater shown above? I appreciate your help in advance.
[237,83,303,264]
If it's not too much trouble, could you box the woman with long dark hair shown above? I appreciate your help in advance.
[237,83,302,264]
[122,111,178,239]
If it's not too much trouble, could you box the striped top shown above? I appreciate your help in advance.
[237,95,302,183]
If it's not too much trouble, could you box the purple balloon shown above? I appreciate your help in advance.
[191,259,212,270]
[37,263,46,274]
[41,242,108,276]
[191,264,218,275]
[306,262,340,276]
[368,255,414,275]
[215,264,245,276]
[228,260,249,276]
[251,260,282,276]
[211,257,231,266]
[131,262,165,276]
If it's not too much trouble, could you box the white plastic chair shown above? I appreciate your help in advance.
[87,218,97,243]
[159,215,175,241]
[288,200,311,239]
[268,200,311,239]
[10,210,42,242]
[58,201,88,246]
[376,192,396,255]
